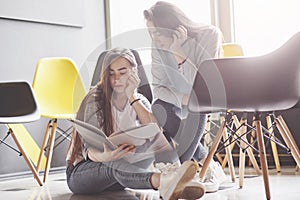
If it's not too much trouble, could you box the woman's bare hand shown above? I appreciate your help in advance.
[125,68,140,99]
[102,143,136,162]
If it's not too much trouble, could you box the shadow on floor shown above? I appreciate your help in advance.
[53,190,141,200]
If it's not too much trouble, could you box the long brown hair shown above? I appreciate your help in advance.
[144,1,209,39]
[68,48,137,164]
[96,47,137,136]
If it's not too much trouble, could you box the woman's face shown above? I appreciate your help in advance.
[109,57,132,94]
[146,20,173,50]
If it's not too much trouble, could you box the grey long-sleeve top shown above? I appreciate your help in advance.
[151,25,222,109]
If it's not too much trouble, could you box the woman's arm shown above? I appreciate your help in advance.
[125,68,157,124]
[151,49,187,108]
[129,94,157,124]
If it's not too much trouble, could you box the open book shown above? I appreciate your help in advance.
[71,119,171,163]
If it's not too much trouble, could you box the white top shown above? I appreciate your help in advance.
[81,92,151,160]
[66,89,151,165]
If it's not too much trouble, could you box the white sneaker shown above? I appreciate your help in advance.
[157,161,205,200]
[181,179,206,199]
[208,160,227,184]
[202,160,227,193]
[202,172,220,193]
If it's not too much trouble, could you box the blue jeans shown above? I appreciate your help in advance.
[152,99,208,163]
[66,159,153,194]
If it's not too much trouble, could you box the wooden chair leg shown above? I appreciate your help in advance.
[215,153,223,164]
[221,142,235,168]
[232,115,261,176]
[215,114,225,164]
[223,126,236,182]
[220,115,235,182]
[278,115,300,158]
[248,119,256,167]
[203,115,223,163]
[254,117,271,200]
[36,120,52,173]
[203,115,213,152]
[275,116,300,168]
[43,119,58,183]
[238,118,247,188]
[221,115,237,168]
[266,114,281,172]
[199,121,226,180]
[9,129,43,186]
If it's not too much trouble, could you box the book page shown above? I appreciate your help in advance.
[72,119,115,150]
[72,119,171,163]
[108,123,160,146]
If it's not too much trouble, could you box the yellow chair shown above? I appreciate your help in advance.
[0,81,46,186]
[221,43,244,57]
[32,57,86,183]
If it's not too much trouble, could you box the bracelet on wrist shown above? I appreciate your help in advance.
[130,98,140,106]
[178,57,187,66]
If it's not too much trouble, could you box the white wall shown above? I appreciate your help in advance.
[0,0,106,176]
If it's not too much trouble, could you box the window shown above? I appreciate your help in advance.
[233,0,300,56]
[110,0,211,38]
[108,0,212,79]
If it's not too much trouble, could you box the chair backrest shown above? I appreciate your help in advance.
[221,43,244,57]
[0,81,46,170]
[0,81,40,123]
[32,57,86,118]
[188,32,300,114]
[91,49,153,103]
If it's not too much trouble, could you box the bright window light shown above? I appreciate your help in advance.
[233,0,300,56]
[109,0,211,80]
[110,0,211,37]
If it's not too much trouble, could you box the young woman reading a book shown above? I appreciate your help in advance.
[66,47,205,199]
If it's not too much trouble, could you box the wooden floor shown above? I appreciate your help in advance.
[0,166,299,200]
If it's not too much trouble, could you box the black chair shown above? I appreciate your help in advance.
[91,49,153,103]
[188,32,300,200]
[0,81,44,186]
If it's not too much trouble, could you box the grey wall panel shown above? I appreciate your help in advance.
[0,0,84,27]
[0,0,106,176]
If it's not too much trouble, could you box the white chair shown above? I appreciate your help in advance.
[0,81,46,186]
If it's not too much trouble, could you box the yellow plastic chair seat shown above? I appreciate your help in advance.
[32,57,86,183]
[41,113,76,119]
[32,57,86,120]
[221,43,244,57]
